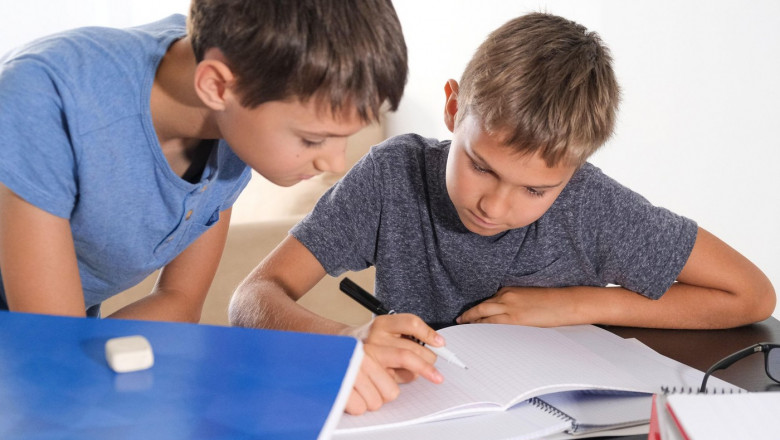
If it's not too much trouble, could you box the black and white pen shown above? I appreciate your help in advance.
[339,277,468,369]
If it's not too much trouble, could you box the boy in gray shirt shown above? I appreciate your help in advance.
[229,13,775,414]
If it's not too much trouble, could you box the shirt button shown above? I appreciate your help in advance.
[185,210,193,220]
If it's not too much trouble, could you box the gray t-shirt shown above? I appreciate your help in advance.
[292,134,697,329]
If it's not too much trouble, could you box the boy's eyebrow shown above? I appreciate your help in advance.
[469,149,564,189]
[296,128,353,138]
[523,181,565,189]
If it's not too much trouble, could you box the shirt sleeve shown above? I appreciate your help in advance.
[291,150,382,276]
[577,167,698,299]
[0,58,78,218]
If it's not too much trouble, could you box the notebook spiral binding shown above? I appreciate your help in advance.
[528,397,579,432]
[661,386,744,395]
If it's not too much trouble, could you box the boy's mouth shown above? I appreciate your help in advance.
[466,209,501,230]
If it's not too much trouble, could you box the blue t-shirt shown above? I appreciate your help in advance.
[0,16,251,312]
[292,134,698,329]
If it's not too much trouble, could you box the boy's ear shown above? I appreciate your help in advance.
[193,50,236,111]
[443,79,460,133]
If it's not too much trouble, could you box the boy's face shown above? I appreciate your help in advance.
[445,111,577,237]
[217,98,366,187]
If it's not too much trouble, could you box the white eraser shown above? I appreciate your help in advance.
[105,335,154,373]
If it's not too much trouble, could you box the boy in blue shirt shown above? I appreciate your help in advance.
[0,1,406,322]
[229,12,776,414]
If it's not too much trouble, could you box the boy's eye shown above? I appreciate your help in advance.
[302,138,325,148]
[526,187,545,198]
[471,161,490,174]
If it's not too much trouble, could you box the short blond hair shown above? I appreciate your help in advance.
[457,12,620,166]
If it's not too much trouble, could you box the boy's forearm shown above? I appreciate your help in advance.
[577,227,776,329]
[576,281,774,329]
[107,289,204,323]
[228,278,349,335]
[462,279,774,329]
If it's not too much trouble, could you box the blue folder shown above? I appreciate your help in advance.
[0,311,362,439]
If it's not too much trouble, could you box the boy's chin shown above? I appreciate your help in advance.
[457,209,510,236]
[460,219,510,237]
[265,176,304,188]
[458,214,531,236]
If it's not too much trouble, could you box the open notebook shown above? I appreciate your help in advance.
[335,324,740,439]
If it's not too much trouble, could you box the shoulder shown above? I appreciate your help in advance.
[1,16,186,93]
[2,15,186,70]
[1,15,186,133]
[368,133,443,158]
[557,162,648,210]
[554,161,694,244]
[566,162,613,191]
[365,133,448,172]
[546,162,661,237]
[326,133,447,206]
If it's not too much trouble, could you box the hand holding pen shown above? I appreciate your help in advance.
[340,277,468,370]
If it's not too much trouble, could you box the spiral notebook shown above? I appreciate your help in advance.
[334,324,740,439]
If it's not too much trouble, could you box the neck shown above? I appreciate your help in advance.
[151,37,219,145]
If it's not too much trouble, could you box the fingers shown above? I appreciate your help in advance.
[366,342,444,385]
[344,392,368,415]
[456,301,506,324]
[345,354,400,415]
[470,314,512,324]
[389,367,417,384]
[344,342,445,415]
[343,314,453,414]
[366,314,441,364]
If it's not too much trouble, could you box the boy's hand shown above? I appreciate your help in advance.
[343,314,446,414]
[363,314,444,362]
[456,286,577,327]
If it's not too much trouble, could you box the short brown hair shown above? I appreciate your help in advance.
[458,12,620,166]
[188,0,407,122]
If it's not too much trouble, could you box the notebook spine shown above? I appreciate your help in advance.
[661,386,744,395]
[528,397,578,431]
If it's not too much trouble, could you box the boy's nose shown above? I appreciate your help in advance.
[313,144,347,174]
[477,188,511,220]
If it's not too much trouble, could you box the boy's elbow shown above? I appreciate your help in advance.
[228,280,262,328]
[755,278,776,321]
[228,276,289,328]
[740,274,776,325]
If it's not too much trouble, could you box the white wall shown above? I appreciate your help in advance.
[390,0,780,318]
[3,1,778,318]
[0,1,189,43]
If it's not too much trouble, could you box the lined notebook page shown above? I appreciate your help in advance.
[337,324,650,432]
[665,393,780,439]
[556,325,741,392]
